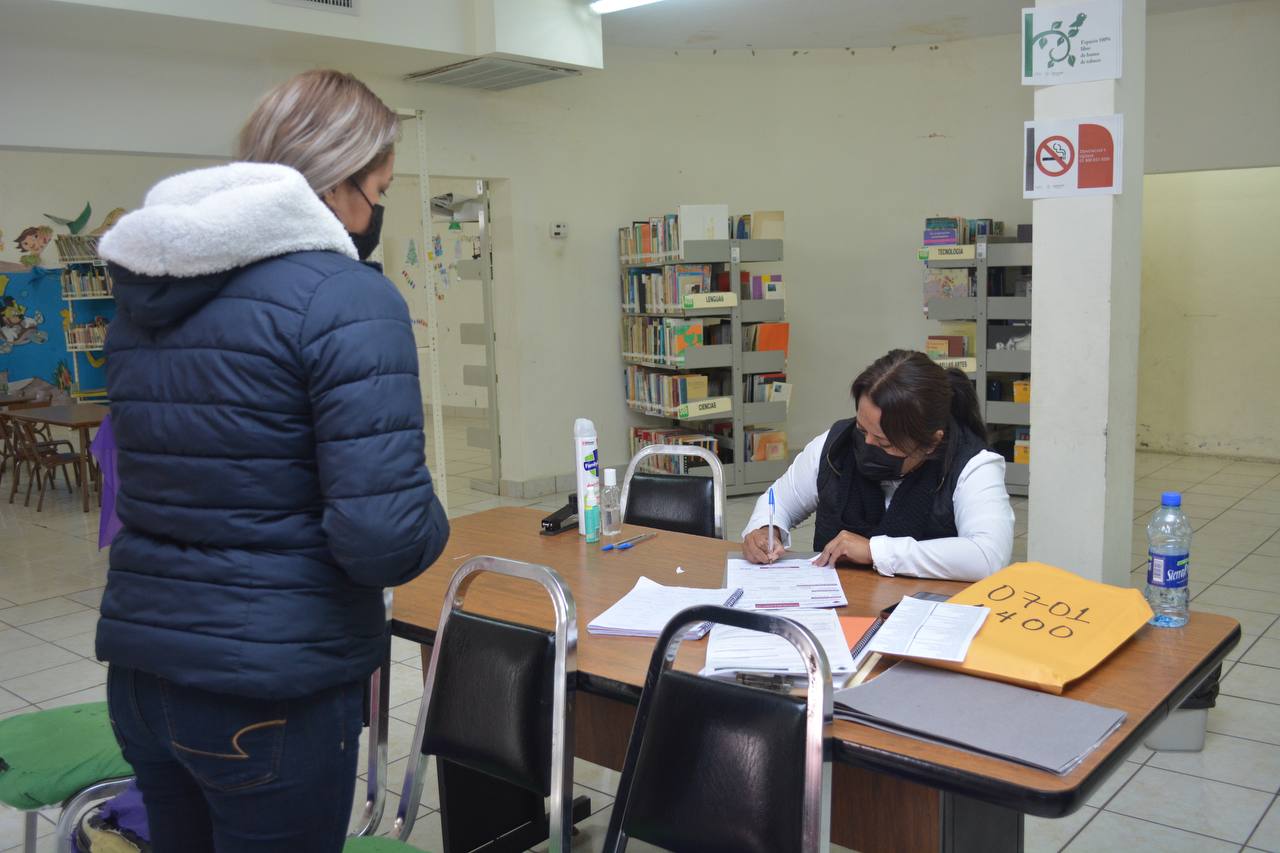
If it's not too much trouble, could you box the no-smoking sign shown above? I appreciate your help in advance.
[1023,115,1123,198]
[1036,136,1075,177]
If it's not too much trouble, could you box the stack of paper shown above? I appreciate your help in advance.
[587,577,743,640]
[726,557,848,610]
[865,595,989,663]
[702,608,857,684]
[834,662,1127,775]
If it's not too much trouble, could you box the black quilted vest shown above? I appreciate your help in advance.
[812,418,987,552]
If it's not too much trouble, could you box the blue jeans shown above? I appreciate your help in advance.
[106,665,364,853]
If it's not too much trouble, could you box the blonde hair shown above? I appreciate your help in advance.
[237,70,399,195]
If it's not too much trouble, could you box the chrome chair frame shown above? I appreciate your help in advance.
[349,589,394,837]
[603,605,833,853]
[619,444,726,539]
[392,557,578,853]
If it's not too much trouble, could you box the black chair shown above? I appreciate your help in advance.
[383,556,589,853]
[619,444,726,539]
[604,605,833,853]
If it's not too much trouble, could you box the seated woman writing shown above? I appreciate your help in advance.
[741,349,1014,580]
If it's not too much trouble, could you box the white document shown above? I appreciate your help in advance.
[703,608,857,682]
[866,596,989,663]
[726,557,848,610]
[587,577,742,640]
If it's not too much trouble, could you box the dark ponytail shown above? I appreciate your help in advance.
[850,350,989,459]
[944,367,987,441]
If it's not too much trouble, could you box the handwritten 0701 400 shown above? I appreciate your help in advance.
[985,583,1092,639]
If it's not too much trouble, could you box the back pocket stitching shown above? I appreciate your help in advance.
[171,719,287,761]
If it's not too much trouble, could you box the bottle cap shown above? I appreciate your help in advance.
[1161,491,1182,507]
[604,467,617,487]
[573,418,596,437]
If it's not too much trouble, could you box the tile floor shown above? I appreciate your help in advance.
[1,423,1279,851]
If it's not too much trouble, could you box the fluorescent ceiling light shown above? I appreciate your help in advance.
[590,0,665,13]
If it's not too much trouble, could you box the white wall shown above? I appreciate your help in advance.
[1137,167,1280,461]
[1146,1,1280,174]
[3,1,1277,485]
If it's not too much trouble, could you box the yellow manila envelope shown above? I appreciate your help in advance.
[940,562,1155,694]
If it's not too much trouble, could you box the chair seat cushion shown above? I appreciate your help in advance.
[0,703,132,809]
[343,836,424,852]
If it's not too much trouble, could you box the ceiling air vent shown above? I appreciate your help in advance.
[272,0,358,15]
[404,58,581,91]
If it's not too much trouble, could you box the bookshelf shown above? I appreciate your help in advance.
[924,237,1032,496]
[618,223,789,496]
[54,235,114,400]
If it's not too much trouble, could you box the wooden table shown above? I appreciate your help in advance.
[9,403,107,512]
[392,507,1240,853]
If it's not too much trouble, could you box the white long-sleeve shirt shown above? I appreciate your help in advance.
[743,430,1014,581]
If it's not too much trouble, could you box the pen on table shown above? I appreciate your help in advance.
[767,487,775,556]
[601,532,657,552]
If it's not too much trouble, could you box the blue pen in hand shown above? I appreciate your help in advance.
[767,488,776,556]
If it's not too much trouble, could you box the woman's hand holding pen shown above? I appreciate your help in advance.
[743,526,787,564]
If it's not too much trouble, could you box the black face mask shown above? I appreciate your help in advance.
[347,180,384,261]
[852,427,908,481]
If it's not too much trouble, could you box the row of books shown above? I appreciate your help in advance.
[629,427,721,474]
[923,216,1005,246]
[730,211,784,241]
[621,316,729,365]
[55,234,103,264]
[65,320,108,350]
[747,273,784,301]
[992,427,1031,465]
[744,373,791,404]
[742,322,790,357]
[745,428,788,463]
[61,265,114,299]
[619,206,786,263]
[621,264,714,314]
[624,366,726,416]
[618,214,681,263]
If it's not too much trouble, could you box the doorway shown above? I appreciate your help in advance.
[383,174,503,500]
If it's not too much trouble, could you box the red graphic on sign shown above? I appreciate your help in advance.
[1077,123,1116,189]
[1035,135,1075,177]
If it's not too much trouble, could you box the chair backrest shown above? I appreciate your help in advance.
[620,444,725,539]
[393,557,577,852]
[604,605,832,853]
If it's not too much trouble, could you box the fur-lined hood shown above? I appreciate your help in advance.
[99,162,356,278]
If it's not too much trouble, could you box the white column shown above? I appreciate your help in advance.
[1027,0,1145,584]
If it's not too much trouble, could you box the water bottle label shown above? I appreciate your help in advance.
[1148,552,1189,589]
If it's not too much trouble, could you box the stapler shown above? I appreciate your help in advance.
[540,492,578,535]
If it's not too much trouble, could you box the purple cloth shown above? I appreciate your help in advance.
[90,414,121,549]
[71,782,149,852]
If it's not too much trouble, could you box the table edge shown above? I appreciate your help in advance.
[391,617,1239,816]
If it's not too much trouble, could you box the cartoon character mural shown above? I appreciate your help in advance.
[0,274,48,353]
[14,225,53,268]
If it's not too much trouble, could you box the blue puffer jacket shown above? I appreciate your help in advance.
[95,163,449,700]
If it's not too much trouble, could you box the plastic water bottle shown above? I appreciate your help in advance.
[601,468,622,537]
[1146,491,1191,628]
[573,418,599,538]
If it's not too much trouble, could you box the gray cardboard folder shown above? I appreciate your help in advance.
[834,662,1126,775]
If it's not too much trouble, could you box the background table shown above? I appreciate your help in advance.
[9,403,107,512]
[392,507,1239,852]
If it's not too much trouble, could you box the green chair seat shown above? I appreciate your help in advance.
[344,836,423,852]
[0,702,132,809]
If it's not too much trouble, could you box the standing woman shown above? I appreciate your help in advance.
[96,70,449,852]
[742,349,1013,580]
